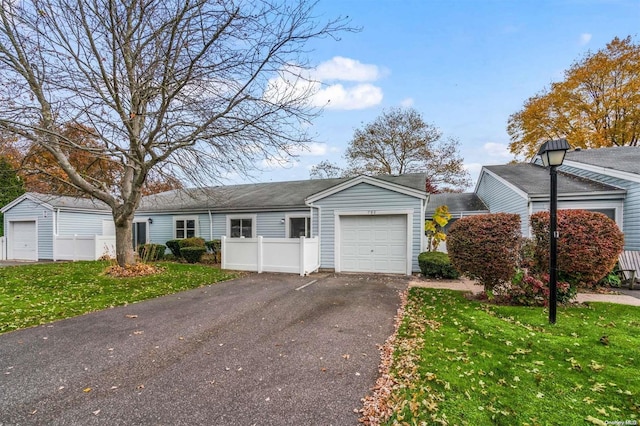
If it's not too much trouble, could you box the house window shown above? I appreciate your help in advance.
[175,217,197,239]
[289,216,311,238]
[227,215,256,238]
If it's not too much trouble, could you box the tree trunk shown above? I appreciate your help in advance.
[114,214,135,267]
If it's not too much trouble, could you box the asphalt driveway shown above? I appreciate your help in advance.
[0,273,409,425]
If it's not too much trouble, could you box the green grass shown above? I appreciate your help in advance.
[384,288,640,425]
[0,261,236,334]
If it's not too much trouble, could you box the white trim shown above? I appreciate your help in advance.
[8,218,39,261]
[564,160,640,184]
[306,175,426,204]
[478,168,529,200]
[285,213,311,238]
[333,209,414,276]
[226,214,257,238]
[173,215,199,239]
[208,210,213,240]
[132,217,150,245]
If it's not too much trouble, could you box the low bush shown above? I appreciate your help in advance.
[418,251,459,279]
[447,213,521,292]
[180,247,206,264]
[492,269,576,307]
[530,210,624,287]
[165,240,182,257]
[205,239,221,253]
[137,244,166,261]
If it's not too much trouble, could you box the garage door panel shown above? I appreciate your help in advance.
[340,215,407,274]
[11,221,37,261]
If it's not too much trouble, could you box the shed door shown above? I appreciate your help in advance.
[11,221,37,260]
[340,215,407,274]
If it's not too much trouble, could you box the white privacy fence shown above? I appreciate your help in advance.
[0,236,6,260]
[221,236,320,276]
[54,235,116,261]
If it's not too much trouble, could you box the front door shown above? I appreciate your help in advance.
[132,221,147,248]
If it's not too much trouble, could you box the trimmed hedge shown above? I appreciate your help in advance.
[180,247,206,264]
[165,240,182,257]
[137,244,166,261]
[178,237,206,248]
[530,210,624,287]
[447,213,521,292]
[166,237,206,258]
[418,251,460,279]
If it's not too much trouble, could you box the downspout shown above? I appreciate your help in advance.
[208,210,213,240]
[54,208,60,261]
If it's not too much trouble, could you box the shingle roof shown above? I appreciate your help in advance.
[564,146,640,175]
[426,193,488,216]
[23,192,111,211]
[139,173,427,212]
[483,163,624,196]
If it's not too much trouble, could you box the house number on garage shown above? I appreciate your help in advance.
[368,210,377,215]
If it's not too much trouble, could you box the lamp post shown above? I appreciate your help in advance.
[537,139,570,325]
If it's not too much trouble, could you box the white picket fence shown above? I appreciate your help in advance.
[54,235,116,261]
[0,236,6,260]
[221,236,320,276]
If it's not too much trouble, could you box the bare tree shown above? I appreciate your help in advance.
[309,159,343,179]
[0,0,351,265]
[344,107,471,191]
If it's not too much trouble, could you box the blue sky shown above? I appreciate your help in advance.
[229,0,640,188]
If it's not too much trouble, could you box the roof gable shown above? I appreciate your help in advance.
[305,175,427,204]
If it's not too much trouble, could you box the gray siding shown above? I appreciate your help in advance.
[476,172,530,236]
[58,210,111,235]
[560,164,640,250]
[313,182,423,273]
[4,198,54,260]
[143,210,311,244]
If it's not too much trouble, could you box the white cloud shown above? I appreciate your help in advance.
[264,57,385,111]
[579,33,592,45]
[400,97,414,107]
[313,56,382,82]
[314,83,383,110]
[483,142,512,159]
[291,142,328,156]
[260,154,299,170]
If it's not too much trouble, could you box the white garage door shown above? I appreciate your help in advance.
[11,221,37,261]
[340,215,407,274]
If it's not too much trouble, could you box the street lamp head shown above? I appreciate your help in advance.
[537,139,571,167]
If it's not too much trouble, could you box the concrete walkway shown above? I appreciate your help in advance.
[409,277,640,307]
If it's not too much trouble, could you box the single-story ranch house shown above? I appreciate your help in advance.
[1,174,428,275]
[2,146,638,273]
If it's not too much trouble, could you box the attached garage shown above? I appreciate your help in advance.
[339,214,408,274]
[9,220,38,260]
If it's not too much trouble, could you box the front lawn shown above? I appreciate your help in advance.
[367,288,640,425]
[0,261,236,334]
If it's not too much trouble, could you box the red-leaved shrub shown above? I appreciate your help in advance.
[530,210,624,287]
[447,213,521,292]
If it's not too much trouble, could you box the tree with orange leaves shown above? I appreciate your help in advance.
[508,36,640,159]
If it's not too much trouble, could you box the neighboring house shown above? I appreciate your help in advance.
[475,162,625,237]
[1,174,428,275]
[423,147,640,251]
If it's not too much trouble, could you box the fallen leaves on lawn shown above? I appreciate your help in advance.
[104,263,164,278]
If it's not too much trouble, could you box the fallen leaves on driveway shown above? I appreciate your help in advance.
[358,290,407,425]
